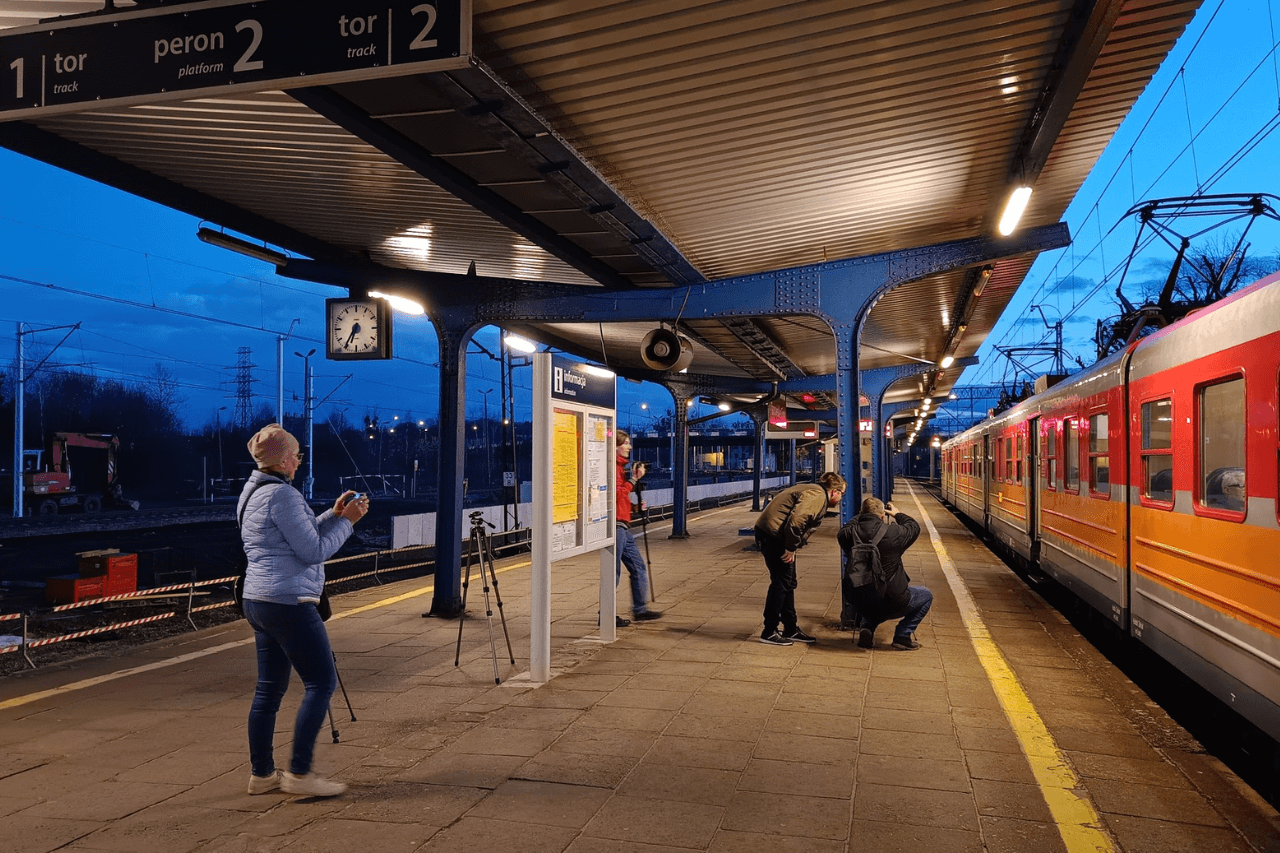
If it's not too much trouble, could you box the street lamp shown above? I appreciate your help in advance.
[294,348,316,500]
[216,406,227,484]
[480,388,494,486]
[627,401,648,432]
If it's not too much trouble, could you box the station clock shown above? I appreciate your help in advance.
[326,297,393,361]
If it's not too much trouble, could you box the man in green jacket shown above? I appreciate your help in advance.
[753,472,846,645]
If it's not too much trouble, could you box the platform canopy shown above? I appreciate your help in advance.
[0,0,1201,417]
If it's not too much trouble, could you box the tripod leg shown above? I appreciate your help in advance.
[328,704,340,743]
[479,562,501,684]
[332,651,355,722]
[481,528,516,664]
[454,530,477,667]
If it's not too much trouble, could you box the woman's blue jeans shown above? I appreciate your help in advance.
[242,599,336,776]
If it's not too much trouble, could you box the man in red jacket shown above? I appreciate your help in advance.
[614,430,662,625]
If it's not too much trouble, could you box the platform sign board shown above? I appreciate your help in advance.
[0,0,470,120]
[766,420,818,439]
[531,353,617,681]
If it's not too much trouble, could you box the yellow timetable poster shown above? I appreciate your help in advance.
[553,409,580,524]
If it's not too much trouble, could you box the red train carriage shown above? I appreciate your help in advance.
[1033,354,1128,624]
[940,270,1280,741]
[1124,271,1280,740]
[985,406,1036,565]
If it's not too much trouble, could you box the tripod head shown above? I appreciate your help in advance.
[468,510,496,530]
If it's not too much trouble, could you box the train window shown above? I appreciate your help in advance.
[1044,423,1057,490]
[1089,413,1109,497]
[1004,436,1013,482]
[1063,419,1080,492]
[1016,433,1023,483]
[1141,398,1173,503]
[1199,378,1245,513]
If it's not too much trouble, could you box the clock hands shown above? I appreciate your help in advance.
[344,322,361,347]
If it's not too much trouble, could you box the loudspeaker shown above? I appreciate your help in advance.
[640,328,694,372]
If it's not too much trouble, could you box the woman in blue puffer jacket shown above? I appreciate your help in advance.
[239,424,367,799]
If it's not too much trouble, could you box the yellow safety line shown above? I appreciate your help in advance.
[907,489,1114,853]
[0,561,528,711]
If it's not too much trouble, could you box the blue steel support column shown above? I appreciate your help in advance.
[880,400,924,500]
[853,358,980,503]
[424,315,473,618]
[834,322,861,522]
[858,364,933,504]
[668,389,691,538]
[789,440,797,486]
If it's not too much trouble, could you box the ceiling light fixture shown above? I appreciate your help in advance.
[503,333,537,353]
[997,187,1033,236]
[368,290,426,315]
[197,227,287,265]
[938,355,955,369]
[971,266,993,299]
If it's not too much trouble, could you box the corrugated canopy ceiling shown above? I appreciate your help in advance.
[0,0,1201,420]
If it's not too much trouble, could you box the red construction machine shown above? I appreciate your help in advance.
[23,432,139,515]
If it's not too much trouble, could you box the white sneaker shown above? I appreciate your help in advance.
[247,769,282,795]
[281,771,347,797]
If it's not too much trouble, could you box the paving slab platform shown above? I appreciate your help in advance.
[2,481,1277,853]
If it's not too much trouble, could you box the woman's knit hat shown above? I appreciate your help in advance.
[247,423,300,469]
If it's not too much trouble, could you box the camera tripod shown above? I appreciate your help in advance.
[454,511,516,683]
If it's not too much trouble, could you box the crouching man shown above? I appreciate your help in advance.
[838,497,931,650]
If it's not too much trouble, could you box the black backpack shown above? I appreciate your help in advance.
[841,521,888,599]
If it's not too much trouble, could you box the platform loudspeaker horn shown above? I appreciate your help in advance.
[640,328,694,372]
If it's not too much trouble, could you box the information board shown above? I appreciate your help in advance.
[531,353,618,682]
[0,0,470,120]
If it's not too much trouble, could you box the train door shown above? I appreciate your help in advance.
[1027,417,1040,554]
[982,431,992,527]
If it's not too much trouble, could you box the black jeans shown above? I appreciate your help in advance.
[757,534,798,635]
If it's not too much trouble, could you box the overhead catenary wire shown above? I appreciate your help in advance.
[970,2,1280,388]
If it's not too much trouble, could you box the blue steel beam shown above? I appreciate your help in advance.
[290,87,636,290]
[279,223,1069,597]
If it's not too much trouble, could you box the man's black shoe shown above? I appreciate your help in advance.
[599,615,632,627]
[633,610,663,621]
[781,627,816,644]
[857,628,874,649]
[891,633,921,650]
[759,631,794,646]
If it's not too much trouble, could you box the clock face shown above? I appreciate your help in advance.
[326,298,391,360]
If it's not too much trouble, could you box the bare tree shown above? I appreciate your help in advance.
[1137,232,1276,305]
